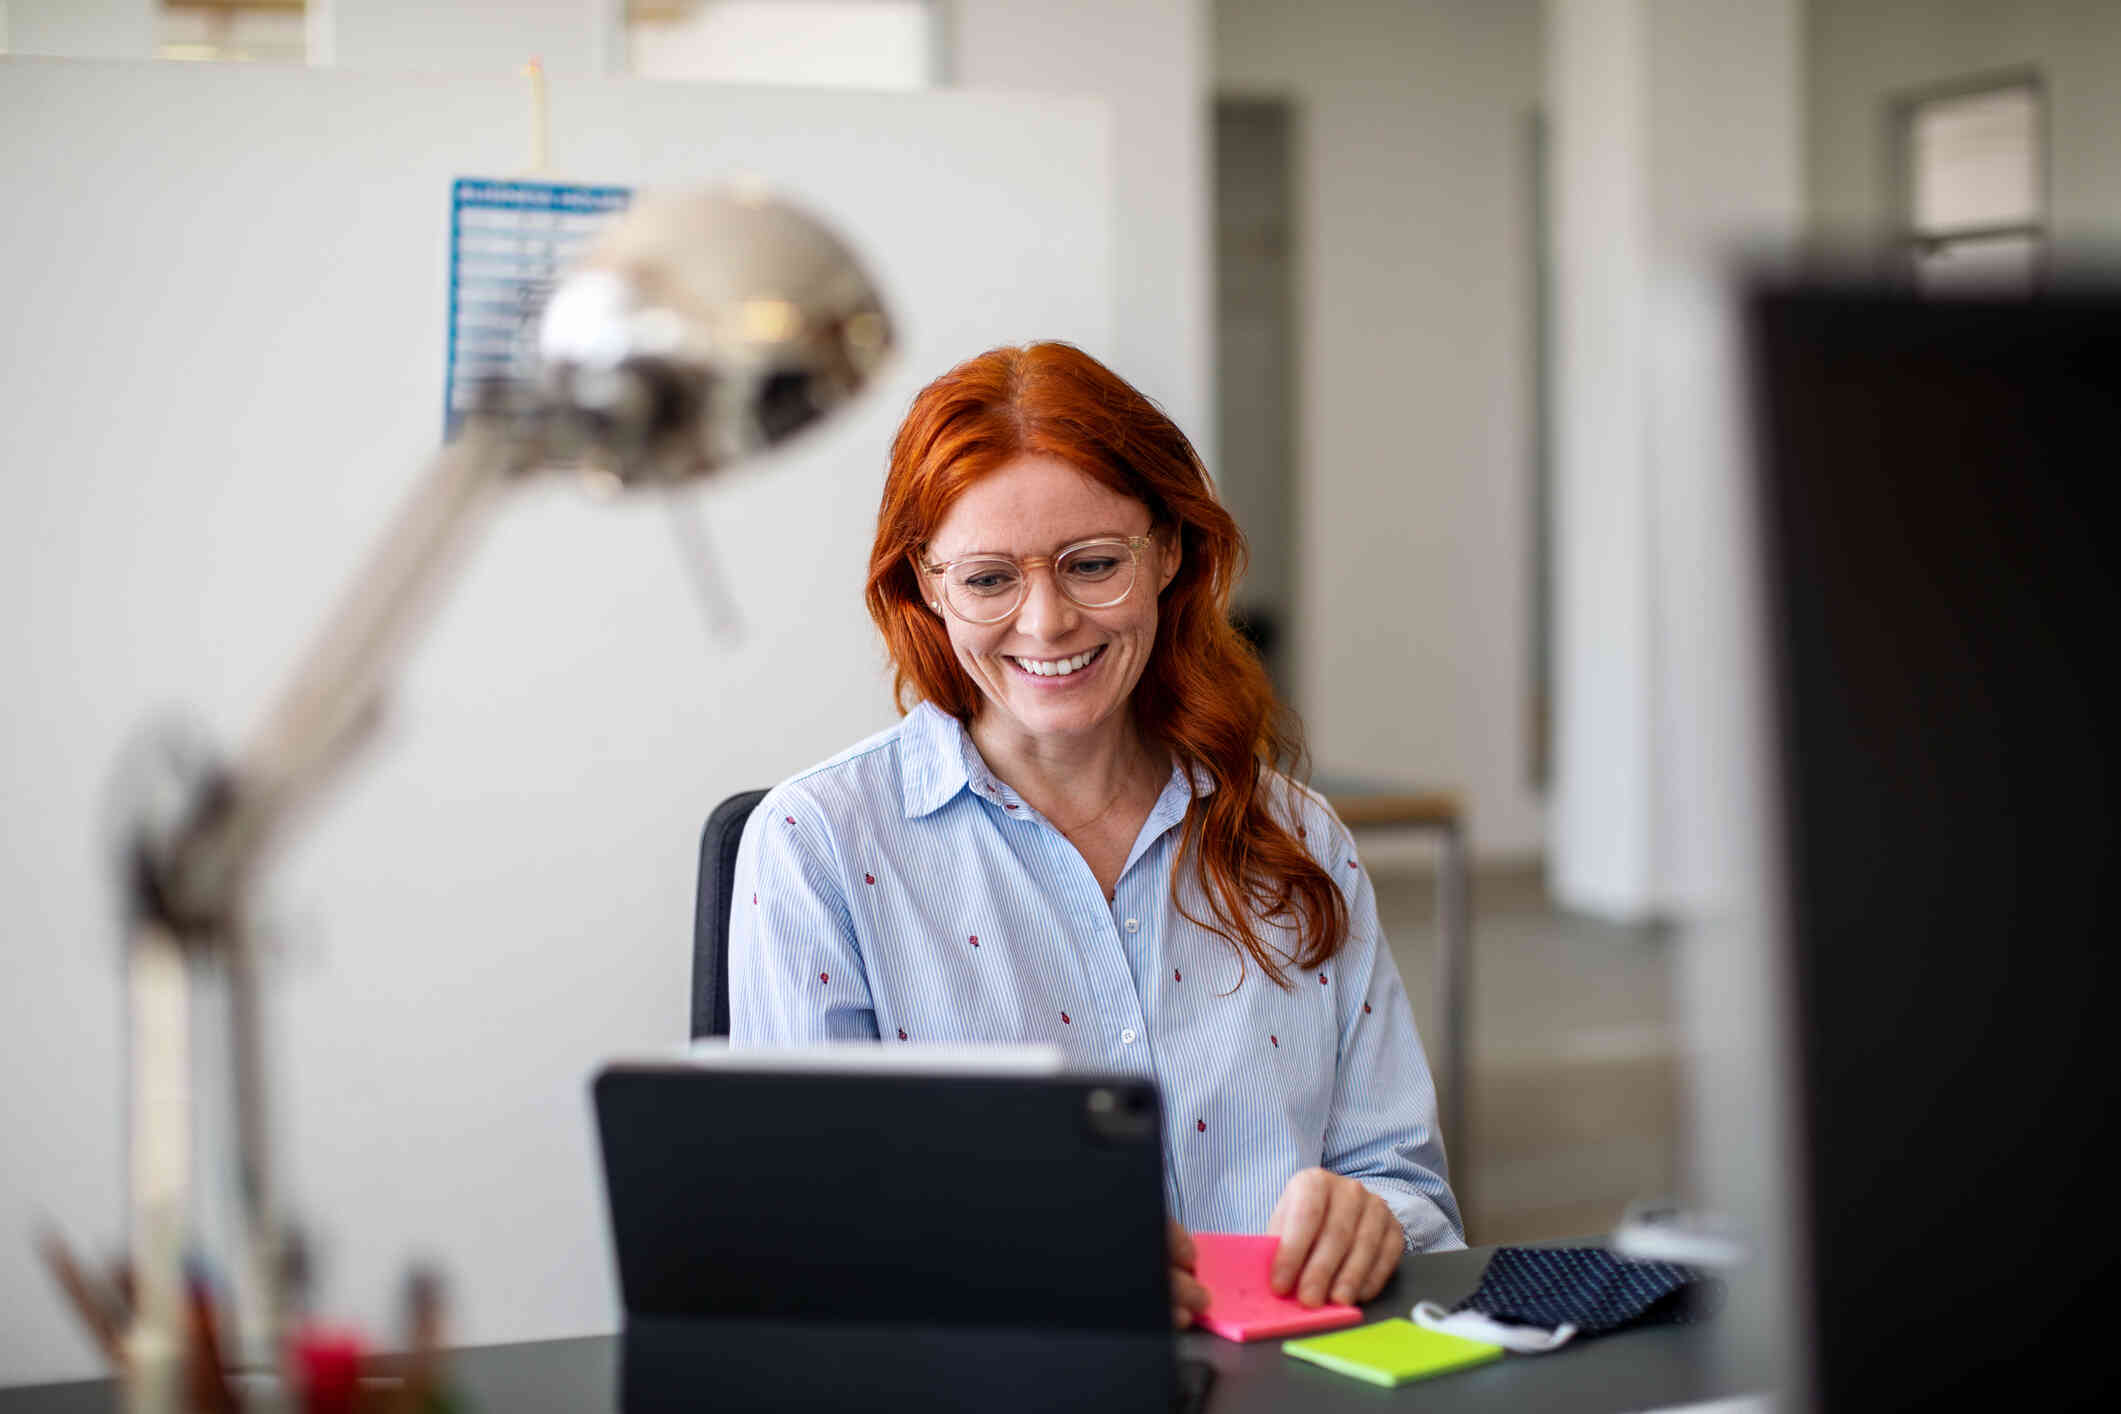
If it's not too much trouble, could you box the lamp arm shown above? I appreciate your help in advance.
[97,182,894,1408]
[122,412,537,1409]
[151,414,534,935]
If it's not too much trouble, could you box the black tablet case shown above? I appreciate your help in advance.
[595,1064,1175,1412]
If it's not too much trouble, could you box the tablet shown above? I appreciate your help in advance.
[594,1047,1175,1412]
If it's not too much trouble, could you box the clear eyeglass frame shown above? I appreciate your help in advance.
[919,534,1154,625]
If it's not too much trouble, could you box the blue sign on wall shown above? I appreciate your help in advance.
[444,177,632,435]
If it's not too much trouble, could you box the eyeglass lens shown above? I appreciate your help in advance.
[941,540,1138,623]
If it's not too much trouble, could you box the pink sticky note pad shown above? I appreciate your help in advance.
[1189,1233,1364,1343]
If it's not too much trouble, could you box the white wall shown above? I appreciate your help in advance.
[1543,0,1804,921]
[0,55,1112,1385]
[316,0,621,74]
[955,0,1215,472]
[1,0,151,57]
[1807,0,2121,245]
[1544,0,1653,912]
[1216,0,1546,860]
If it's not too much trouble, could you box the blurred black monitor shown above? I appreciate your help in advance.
[1746,279,2120,1409]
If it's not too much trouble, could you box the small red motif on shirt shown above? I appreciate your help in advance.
[897,1028,908,1041]
[865,873,876,885]
[1061,1011,1071,1025]
[1297,826,1307,839]
[785,816,796,824]
[1363,1002,1373,1014]
[751,892,757,906]
[1319,972,1329,986]
[1196,1119,1206,1133]
[1173,969,1181,982]
[969,934,980,947]
[1005,802,1019,810]
[1347,860,1358,869]
[1271,1035,1279,1047]
[819,972,829,984]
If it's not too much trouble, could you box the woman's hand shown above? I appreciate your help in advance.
[1168,1219,1212,1329]
[1267,1168,1404,1307]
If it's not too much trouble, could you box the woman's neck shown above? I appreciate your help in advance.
[967,711,1163,829]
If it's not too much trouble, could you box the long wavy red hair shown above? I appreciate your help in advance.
[865,342,1348,983]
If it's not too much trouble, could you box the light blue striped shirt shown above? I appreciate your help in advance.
[728,701,1464,1251]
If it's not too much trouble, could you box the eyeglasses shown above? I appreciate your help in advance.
[919,535,1153,625]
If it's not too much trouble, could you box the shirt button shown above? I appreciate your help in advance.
[1124,918,1139,934]
[1121,1028,1138,1044]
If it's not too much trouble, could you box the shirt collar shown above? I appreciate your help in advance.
[899,700,973,818]
[897,698,1219,820]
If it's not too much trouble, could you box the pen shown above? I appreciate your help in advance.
[184,1261,240,1414]
[34,1229,125,1367]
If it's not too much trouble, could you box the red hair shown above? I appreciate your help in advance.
[865,342,1348,983]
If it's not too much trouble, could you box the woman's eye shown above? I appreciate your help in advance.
[1064,557,1121,579]
[959,567,1019,595]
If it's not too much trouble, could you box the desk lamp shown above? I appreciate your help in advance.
[99,186,892,1411]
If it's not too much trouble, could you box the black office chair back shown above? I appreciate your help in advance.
[692,788,768,1039]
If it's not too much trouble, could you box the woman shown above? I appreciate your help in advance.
[729,343,1462,1326]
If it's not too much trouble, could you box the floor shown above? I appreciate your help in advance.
[1373,863,1686,1247]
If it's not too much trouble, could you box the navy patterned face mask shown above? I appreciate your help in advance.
[1412,1246,1720,1354]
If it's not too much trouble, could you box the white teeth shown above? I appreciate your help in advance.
[1012,647,1101,677]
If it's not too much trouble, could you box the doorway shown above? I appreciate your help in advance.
[1213,96,1299,706]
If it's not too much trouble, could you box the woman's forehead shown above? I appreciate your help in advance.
[928,453,1151,554]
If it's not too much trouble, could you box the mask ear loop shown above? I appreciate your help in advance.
[1411,1301,1578,1354]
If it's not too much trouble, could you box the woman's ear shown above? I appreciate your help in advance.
[909,553,942,614]
[1157,529,1183,592]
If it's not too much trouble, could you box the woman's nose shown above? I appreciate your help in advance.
[1012,565,1081,640]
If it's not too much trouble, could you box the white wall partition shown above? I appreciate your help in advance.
[0,55,1112,1385]
[1216,0,1547,860]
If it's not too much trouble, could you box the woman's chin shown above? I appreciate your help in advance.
[1004,696,1113,740]
[983,681,1122,743]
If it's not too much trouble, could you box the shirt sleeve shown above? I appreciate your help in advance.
[1319,824,1467,1253]
[727,788,880,1044]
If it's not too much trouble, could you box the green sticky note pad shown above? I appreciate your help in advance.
[1282,1318,1506,1387]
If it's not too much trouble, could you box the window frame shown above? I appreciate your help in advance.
[1885,68,2049,289]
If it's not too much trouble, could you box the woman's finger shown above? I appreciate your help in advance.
[1294,1179,1364,1306]
[1167,1218,1197,1273]
[1171,1267,1210,1328]
[1333,1195,1395,1305]
[1268,1171,1329,1294]
[1359,1205,1405,1301]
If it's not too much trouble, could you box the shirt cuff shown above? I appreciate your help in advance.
[1362,1177,1469,1254]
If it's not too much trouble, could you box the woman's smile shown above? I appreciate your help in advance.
[1003,643,1108,681]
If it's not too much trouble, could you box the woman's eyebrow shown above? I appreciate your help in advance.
[937,530,1135,560]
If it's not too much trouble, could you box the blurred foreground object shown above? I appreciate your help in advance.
[86,185,892,1411]
[1724,271,2120,1410]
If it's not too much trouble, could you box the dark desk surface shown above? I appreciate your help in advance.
[0,1243,1734,1413]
